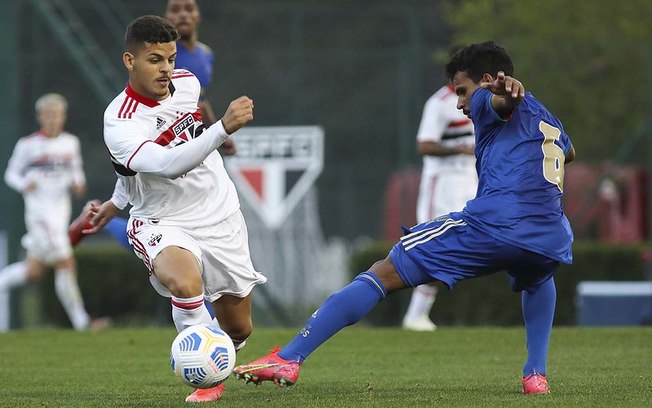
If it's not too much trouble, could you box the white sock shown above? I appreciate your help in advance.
[55,268,90,331]
[404,284,438,320]
[0,262,29,291]
[171,294,213,332]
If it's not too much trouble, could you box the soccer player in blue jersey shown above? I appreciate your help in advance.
[233,41,575,395]
[69,0,236,251]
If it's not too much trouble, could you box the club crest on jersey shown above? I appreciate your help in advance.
[173,115,194,137]
[224,126,324,229]
[148,233,162,247]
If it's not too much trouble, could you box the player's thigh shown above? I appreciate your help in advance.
[128,219,204,297]
[389,213,503,289]
[505,249,559,292]
[152,246,203,295]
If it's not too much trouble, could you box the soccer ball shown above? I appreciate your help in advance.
[170,324,236,389]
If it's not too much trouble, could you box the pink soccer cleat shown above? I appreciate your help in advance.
[522,372,550,394]
[233,346,301,387]
[68,200,101,246]
[185,384,225,403]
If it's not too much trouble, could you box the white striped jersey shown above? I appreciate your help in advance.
[416,84,476,176]
[103,69,239,227]
[4,131,85,220]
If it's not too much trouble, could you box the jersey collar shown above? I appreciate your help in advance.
[125,83,163,108]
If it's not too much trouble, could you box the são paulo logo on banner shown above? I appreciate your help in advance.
[224,126,324,229]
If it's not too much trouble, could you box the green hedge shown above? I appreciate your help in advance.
[31,241,651,328]
[350,240,650,326]
[38,244,171,328]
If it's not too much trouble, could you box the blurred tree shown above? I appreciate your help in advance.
[444,0,652,162]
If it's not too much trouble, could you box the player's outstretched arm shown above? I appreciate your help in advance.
[480,71,525,118]
[122,96,253,179]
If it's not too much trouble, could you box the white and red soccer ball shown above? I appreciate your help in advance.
[170,324,236,388]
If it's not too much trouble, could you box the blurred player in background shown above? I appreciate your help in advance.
[402,52,477,332]
[0,93,96,331]
[234,41,575,395]
[70,0,235,251]
[85,16,265,403]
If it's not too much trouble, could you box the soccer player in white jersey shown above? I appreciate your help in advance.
[402,81,477,331]
[0,93,94,331]
[84,15,266,403]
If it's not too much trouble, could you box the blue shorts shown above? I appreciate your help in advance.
[389,213,559,292]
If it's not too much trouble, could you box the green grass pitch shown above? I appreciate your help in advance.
[0,327,650,407]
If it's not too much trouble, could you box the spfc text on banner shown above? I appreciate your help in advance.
[225,126,324,229]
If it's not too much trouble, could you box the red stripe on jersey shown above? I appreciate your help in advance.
[172,69,192,76]
[171,298,205,310]
[126,140,154,170]
[121,98,135,119]
[449,119,472,128]
[127,101,139,119]
[117,96,131,118]
[154,109,203,147]
[171,74,195,79]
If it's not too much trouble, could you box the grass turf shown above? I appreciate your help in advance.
[0,327,650,407]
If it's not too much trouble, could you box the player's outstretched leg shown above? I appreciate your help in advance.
[402,284,437,331]
[521,277,556,394]
[234,271,388,386]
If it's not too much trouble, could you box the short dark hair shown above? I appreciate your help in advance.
[124,15,179,52]
[445,41,513,83]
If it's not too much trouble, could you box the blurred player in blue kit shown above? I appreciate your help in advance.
[69,0,235,248]
[233,41,576,395]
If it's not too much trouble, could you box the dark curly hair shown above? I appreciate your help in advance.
[125,15,179,52]
[445,41,513,83]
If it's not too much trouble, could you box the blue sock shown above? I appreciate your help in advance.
[104,217,132,250]
[521,277,556,376]
[278,271,387,363]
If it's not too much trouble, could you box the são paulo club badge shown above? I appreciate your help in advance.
[224,126,324,229]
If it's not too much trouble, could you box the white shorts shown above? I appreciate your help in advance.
[22,216,72,264]
[416,171,478,223]
[127,210,266,302]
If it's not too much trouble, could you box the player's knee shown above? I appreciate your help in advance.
[165,277,203,298]
[220,319,252,344]
[368,257,405,293]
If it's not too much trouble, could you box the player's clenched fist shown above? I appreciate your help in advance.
[222,96,254,134]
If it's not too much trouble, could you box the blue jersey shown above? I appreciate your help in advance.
[175,41,214,93]
[461,88,573,264]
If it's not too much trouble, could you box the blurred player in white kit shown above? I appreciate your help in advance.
[0,93,95,331]
[402,78,478,331]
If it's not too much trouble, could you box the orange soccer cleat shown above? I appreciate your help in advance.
[185,384,225,403]
[522,372,550,394]
[233,346,301,387]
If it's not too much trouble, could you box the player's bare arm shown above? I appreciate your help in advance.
[481,71,525,118]
[221,96,254,135]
